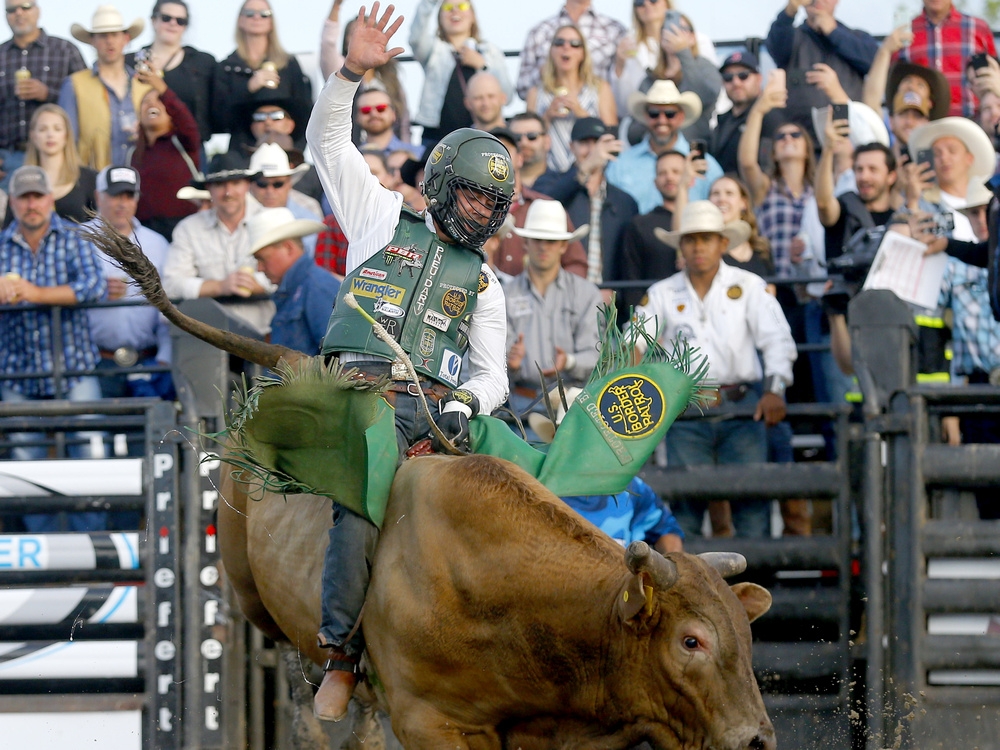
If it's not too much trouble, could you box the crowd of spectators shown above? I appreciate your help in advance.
[2,0,1000,534]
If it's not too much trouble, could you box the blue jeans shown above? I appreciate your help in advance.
[1,376,108,532]
[0,147,26,192]
[318,392,433,655]
[666,391,771,539]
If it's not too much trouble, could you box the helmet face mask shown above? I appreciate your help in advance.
[422,128,515,247]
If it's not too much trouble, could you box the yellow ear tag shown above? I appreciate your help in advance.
[643,583,654,616]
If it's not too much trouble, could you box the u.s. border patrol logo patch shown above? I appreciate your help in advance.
[478,270,490,293]
[597,375,665,439]
[487,154,510,182]
[441,288,468,318]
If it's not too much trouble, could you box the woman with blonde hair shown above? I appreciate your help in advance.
[526,25,616,173]
[216,0,313,153]
[4,104,96,226]
[710,174,775,283]
[410,0,512,154]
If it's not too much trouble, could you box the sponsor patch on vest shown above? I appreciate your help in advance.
[377,316,401,340]
[383,244,424,277]
[419,328,436,358]
[414,246,444,315]
[442,288,468,318]
[360,268,388,281]
[456,317,471,349]
[478,270,490,293]
[487,154,510,182]
[598,375,666,440]
[438,349,462,386]
[374,297,404,318]
[424,309,450,332]
[350,277,405,304]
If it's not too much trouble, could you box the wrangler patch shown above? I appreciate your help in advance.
[350,277,405,304]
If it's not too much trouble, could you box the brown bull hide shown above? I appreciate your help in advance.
[221,455,774,750]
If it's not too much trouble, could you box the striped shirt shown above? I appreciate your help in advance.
[895,7,996,119]
[757,181,814,280]
[938,257,1000,378]
[0,30,86,149]
[0,213,106,396]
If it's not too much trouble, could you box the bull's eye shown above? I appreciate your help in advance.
[683,636,699,650]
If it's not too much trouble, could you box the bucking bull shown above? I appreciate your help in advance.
[85,227,777,750]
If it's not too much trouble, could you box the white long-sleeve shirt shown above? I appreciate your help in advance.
[634,263,797,386]
[306,74,509,414]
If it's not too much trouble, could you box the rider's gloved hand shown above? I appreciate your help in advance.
[432,389,480,452]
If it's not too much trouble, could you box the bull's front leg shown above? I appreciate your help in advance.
[390,701,501,750]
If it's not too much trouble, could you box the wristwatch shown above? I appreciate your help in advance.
[763,374,787,399]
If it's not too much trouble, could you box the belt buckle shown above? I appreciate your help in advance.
[113,346,139,367]
[391,362,409,380]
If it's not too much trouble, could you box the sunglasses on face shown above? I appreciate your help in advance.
[359,103,389,115]
[240,8,273,19]
[515,131,542,142]
[647,108,681,120]
[156,12,188,25]
[254,179,287,189]
[633,0,661,6]
[775,130,804,141]
[722,71,752,83]
[552,38,583,48]
[441,2,471,11]
[5,2,34,13]
[252,110,287,122]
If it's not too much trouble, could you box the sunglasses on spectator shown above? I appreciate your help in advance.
[647,108,681,120]
[633,0,661,7]
[515,131,543,142]
[722,71,752,83]
[441,2,471,11]
[775,130,804,140]
[252,110,287,122]
[156,12,188,25]
[254,178,287,189]
[359,104,390,115]
[5,2,34,13]
[552,38,583,48]
[240,8,273,19]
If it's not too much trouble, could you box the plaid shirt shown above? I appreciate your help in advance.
[314,213,349,276]
[895,7,996,119]
[0,30,85,150]
[0,213,106,396]
[757,181,814,280]
[516,7,626,100]
[938,257,1000,377]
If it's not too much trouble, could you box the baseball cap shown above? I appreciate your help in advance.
[9,165,52,198]
[892,88,932,118]
[97,166,141,196]
[570,117,610,142]
[720,50,759,73]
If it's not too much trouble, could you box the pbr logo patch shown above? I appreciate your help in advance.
[487,154,510,182]
[598,375,666,440]
[419,328,436,358]
[383,244,423,277]
[478,270,490,293]
[441,288,468,318]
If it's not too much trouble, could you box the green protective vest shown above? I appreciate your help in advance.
[321,208,489,388]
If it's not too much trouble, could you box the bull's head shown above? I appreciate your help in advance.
[616,541,776,750]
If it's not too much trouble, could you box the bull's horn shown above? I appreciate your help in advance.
[79,220,307,370]
[698,552,747,579]
[625,540,678,590]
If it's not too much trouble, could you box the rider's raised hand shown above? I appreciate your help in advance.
[342,3,406,78]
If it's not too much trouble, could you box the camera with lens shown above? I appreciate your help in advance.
[823,224,887,315]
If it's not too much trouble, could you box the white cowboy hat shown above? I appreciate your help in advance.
[71,5,144,45]
[248,143,310,184]
[511,199,589,242]
[961,180,994,210]
[811,101,890,149]
[908,117,998,181]
[248,207,326,255]
[627,79,703,128]
[526,386,584,444]
[653,200,751,250]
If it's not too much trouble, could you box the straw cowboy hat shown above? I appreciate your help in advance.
[811,101,890,149]
[71,5,144,45]
[248,208,326,255]
[248,143,310,184]
[512,199,589,242]
[526,386,584,444]
[627,79,702,128]
[653,200,751,250]
[908,116,997,181]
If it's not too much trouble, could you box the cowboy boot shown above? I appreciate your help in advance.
[314,649,358,722]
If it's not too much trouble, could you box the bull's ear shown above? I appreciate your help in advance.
[730,582,772,623]
[616,573,652,622]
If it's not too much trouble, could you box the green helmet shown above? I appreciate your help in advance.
[421,128,515,248]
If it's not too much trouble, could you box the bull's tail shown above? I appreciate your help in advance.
[79,220,307,370]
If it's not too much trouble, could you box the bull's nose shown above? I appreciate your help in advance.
[748,728,776,750]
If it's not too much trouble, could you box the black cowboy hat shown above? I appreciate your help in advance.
[191,151,260,188]
[886,61,951,120]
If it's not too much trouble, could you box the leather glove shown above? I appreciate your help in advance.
[432,389,480,453]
